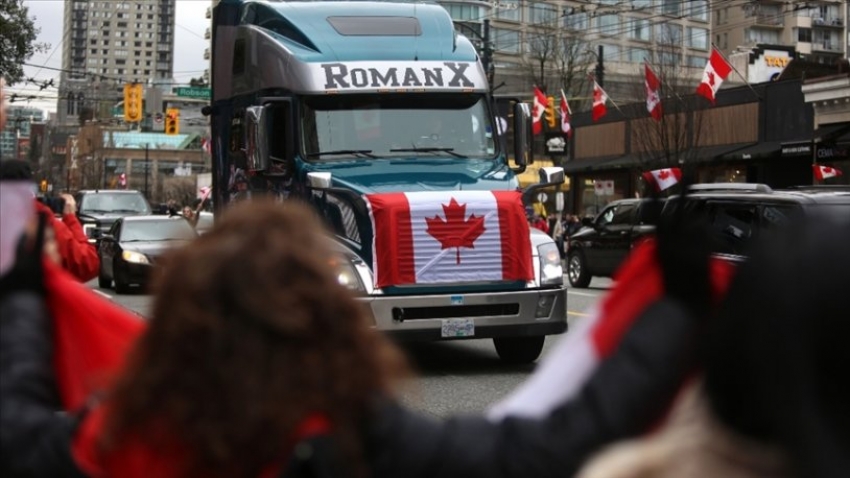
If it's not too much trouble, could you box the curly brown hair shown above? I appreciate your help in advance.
[101,199,409,477]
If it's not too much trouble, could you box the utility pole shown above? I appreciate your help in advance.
[595,44,605,88]
[482,19,494,88]
[144,143,150,200]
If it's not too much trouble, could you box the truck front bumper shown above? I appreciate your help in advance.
[358,287,567,341]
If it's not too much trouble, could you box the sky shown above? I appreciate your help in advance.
[10,0,211,115]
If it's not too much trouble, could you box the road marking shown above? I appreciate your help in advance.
[93,289,113,300]
[568,290,604,298]
[568,310,590,317]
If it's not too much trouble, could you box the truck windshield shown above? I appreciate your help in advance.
[301,94,497,161]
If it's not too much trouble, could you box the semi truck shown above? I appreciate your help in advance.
[208,0,568,363]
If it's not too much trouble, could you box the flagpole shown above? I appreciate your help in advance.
[710,43,762,100]
[588,73,625,116]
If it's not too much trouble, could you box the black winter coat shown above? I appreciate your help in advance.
[0,292,86,478]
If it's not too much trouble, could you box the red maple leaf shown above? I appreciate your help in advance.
[707,71,715,87]
[425,198,486,265]
[823,167,833,173]
[658,169,670,180]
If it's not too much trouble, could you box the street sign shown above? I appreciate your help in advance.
[555,192,564,212]
[537,192,548,203]
[174,87,211,99]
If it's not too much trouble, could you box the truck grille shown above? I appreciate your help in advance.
[392,303,519,321]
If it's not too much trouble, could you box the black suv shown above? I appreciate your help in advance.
[665,183,850,263]
[566,198,663,288]
[75,190,152,243]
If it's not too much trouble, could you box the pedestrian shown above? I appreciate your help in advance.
[182,205,198,228]
[566,214,582,238]
[577,212,850,478]
[1,160,99,283]
[552,214,565,258]
[59,198,711,478]
[531,214,549,234]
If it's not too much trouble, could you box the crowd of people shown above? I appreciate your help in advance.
[529,212,584,258]
[2,76,849,478]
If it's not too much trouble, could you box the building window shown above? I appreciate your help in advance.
[796,28,812,43]
[745,28,779,44]
[563,12,587,30]
[627,18,651,41]
[443,3,481,21]
[495,0,520,22]
[686,27,708,50]
[601,44,621,62]
[688,0,709,22]
[628,48,650,63]
[657,23,683,45]
[687,55,705,68]
[662,0,681,16]
[596,14,619,36]
[528,3,557,24]
[492,27,520,54]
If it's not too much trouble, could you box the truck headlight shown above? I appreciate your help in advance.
[122,250,149,264]
[329,255,365,293]
[537,243,563,286]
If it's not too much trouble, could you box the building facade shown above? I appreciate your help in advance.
[713,0,848,65]
[0,106,45,161]
[57,0,176,125]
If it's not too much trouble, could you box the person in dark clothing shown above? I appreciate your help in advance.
[65,198,711,478]
[0,211,87,478]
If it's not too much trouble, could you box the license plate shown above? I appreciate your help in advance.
[441,318,474,338]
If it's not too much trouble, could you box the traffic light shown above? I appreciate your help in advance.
[123,83,143,123]
[545,96,556,129]
[165,108,179,135]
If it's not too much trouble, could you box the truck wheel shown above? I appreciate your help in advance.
[493,337,545,364]
[567,251,592,288]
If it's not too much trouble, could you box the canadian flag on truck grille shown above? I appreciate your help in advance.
[365,191,534,289]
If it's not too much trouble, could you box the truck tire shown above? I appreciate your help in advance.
[493,336,545,364]
[567,251,592,288]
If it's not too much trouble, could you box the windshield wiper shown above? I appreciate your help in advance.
[112,209,145,213]
[389,147,467,158]
[81,209,109,214]
[307,149,376,159]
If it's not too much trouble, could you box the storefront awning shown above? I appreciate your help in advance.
[560,155,633,174]
[720,142,782,162]
[814,123,850,143]
[690,143,755,164]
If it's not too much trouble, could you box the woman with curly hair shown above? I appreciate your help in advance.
[63,198,708,478]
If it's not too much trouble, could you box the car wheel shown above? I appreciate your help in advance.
[567,251,592,288]
[493,336,545,364]
[113,260,131,294]
[97,262,111,289]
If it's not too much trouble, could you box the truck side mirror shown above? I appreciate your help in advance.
[513,102,533,171]
[245,105,270,172]
[307,171,332,190]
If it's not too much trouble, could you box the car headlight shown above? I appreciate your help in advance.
[537,242,563,286]
[329,255,365,293]
[122,250,150,264]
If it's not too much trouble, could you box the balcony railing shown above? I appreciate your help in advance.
[756,14,784,27]
[812,41,843,52]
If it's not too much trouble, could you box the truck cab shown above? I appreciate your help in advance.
[208,0,567,363]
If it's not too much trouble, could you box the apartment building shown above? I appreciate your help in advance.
[57,0,176,125]
[714,0,848,64]
[438,0,713,101]
[0,106,45,161]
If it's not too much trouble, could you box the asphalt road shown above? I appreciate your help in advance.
[87,277,612,418]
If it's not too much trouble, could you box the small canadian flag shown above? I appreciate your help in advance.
[560,89,572,138]
[592,80,608,122]
[645,62,662,122]
[696,48,733,104]
[532,86,548,135]
[813,164,843,181]
[642,168,682,192]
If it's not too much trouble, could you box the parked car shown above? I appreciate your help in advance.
[97,215,198,293]
[566,198,663,288]
[75,190,152,243]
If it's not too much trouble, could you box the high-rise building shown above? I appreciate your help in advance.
[713,0,848,64]
[57,0,176,125]
[1,106,45,161]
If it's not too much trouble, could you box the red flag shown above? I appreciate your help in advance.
[560,89,572,138]
[813,164,843,181]
[488,239,737,419]
[532,86,547,135]
[44,261,145,411]
[696,48,733,104]
[592,80,608,122]
[645,62,662,122]
[642,168,682,192]
[365,191,533,288]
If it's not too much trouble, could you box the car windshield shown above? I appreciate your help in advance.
[301,93,497,160]
[80,193,151,214]
[122,219,197,242]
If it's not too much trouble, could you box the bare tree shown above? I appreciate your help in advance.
[522,27,559,92]
[630,30,710,175]
[554,32,594,110]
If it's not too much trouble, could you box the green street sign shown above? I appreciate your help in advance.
[174,87,211,99]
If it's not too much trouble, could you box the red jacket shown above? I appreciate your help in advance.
[35,201,99,282]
